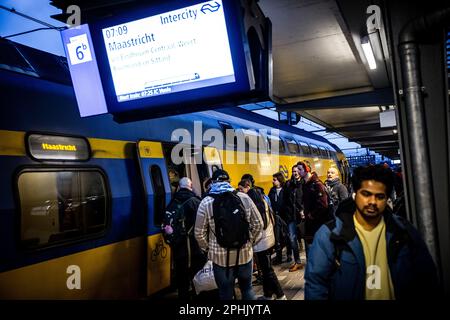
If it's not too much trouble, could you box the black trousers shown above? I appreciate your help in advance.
[255,249,284,298]
[174,250,206,300]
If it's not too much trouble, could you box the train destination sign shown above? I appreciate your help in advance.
[63,0,272,120]
[27,133,90,161]
[101,0,235,103]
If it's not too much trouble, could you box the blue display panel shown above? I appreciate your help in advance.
[61,25,108,117]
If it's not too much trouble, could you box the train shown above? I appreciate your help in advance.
[0,40,349,299]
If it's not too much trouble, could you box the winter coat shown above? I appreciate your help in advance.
[253,200,276,253]
[325,178,349,216]
[282,179,303,223]
[166,188,202,259]
[303,173,330,241]
[268,186,284,215]
[305,198,439,300]
[325,178,349,207]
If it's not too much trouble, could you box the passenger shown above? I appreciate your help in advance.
[297,161,330,256]
[195,169,263,300]
[163,177,205,300]
[268,172,292,265]
[240,178,287,300]
[282,165,304,271]
[201,177,213,198]
[305,165,439,300]
[238,179,263,286]
[168,168,181,194]
[241,173,273,236]
[325,167,349,217]
[241,173,271,207]
[238,179,252,193]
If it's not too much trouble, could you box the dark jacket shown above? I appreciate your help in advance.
[268,186,284,215]
[325,178,349,217]
[325,178,349,207]
[282,178,303,223]
[305,198,439,300]
[303,173,330,240]
[167,188,202,259]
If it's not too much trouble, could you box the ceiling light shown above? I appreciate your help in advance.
[361,36,377,70]
[393,129,398,134]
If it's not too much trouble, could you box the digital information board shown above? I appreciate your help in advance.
[101,0,235,103]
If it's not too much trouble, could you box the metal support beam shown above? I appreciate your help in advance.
[328,123,382,132]
[276,87,394,111]
[361,142,399,148]
[350,134,398,143]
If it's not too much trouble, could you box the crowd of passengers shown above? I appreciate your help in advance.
[162,162,439,300]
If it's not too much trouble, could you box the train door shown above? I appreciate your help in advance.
[162,143,221,197]
[136,140,172,296]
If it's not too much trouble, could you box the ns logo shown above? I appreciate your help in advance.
[279,165,289,179]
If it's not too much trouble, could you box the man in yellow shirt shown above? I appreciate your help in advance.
[305,165,438,300]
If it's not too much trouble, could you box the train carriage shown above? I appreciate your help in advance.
[0,41,348,299]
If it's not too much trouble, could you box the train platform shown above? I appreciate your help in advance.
[158,247,307,301]
[245,248,307,301]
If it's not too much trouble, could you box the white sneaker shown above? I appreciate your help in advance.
[276,295,287,300]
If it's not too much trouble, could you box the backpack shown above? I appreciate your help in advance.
[247,187,269,229]
[162,198,192,247]
[211,191,250,274]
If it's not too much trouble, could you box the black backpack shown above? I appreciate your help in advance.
[247,187,269,229]
[211,191,249,274]
[162,198,192,247]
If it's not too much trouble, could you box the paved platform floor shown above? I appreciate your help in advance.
[158,246,307,301]
[245,248,307,301]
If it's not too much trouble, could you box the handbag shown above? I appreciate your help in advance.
[192,260,218,294]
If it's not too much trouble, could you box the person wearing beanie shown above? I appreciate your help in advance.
[195,169,263,300]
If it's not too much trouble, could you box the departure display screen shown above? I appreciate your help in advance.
[101,0,235,103]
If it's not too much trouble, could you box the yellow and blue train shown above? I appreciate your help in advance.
[0,40,349,299]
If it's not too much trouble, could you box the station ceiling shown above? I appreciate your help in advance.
[49,0,399,159]
[258,0,398,159]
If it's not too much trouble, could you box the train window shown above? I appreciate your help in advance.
[243,129,259,152]
[325,146,335,158]
[310,144,320,157]
[150,165,166,226]
[319,146,328,158]
[297,141,311,155]
[278,138,287,154]
[286,139,299,154]
[218,121,238,150]
[162,143,186,194]
[17,169,108,249]
[242,129,268,153]
[267,135,282,154]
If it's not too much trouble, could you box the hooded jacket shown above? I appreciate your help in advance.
[166,188,202,259]
[305,198,439,300]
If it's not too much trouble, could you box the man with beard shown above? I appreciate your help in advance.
[305,165,438,300]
